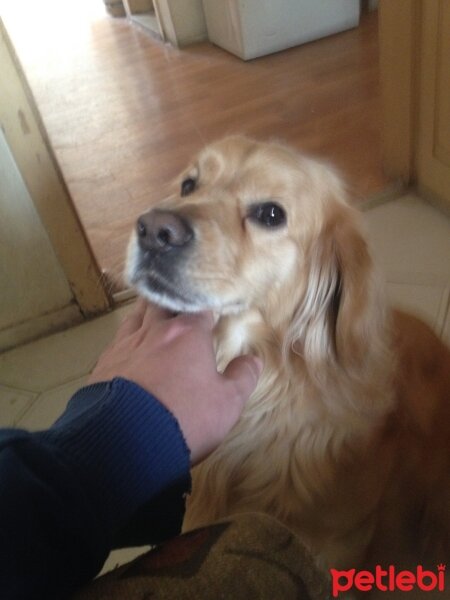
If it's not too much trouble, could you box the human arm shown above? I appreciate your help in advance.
[0,379,188,600]
[0,301,261,599]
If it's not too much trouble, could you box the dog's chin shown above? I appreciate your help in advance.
[133,274,247,315]
[135,279,207,313]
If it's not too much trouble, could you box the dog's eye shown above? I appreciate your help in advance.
[248,202,286,228]
[181,177,196,197]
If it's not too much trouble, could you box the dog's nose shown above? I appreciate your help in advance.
[136,209,193,252]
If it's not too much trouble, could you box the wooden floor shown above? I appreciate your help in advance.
[4,4,388,286]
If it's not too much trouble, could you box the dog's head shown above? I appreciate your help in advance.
[126,136,383,370]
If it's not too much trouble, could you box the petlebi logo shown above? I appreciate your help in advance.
[330,564,446,597]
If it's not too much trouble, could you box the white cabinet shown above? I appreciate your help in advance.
[202,0,360,60]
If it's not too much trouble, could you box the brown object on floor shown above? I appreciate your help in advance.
[72,513,330,600]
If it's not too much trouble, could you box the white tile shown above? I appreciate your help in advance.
[386,281,448,332]
[0,384,37,427]
[0,302,136,393]
[17,376,88,431]
[365,194,450,285]
[365,194,450,338]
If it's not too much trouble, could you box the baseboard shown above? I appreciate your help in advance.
[0,304,83,353]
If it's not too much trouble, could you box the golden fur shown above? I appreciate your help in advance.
[126,136,450,573]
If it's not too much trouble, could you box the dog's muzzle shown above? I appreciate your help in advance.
[127,208,204,311]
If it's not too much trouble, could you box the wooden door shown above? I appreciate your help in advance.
[0,20,111,350]
[416,0,450,209]
[379,0,450,211]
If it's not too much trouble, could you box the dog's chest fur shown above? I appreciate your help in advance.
[184,311,390,566]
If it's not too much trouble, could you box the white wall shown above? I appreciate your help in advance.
[156,0,207,46]
[0,129,73,332]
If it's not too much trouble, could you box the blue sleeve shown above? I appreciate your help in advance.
[0,377,191,600]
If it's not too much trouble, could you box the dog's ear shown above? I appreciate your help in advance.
[286,205,384,376]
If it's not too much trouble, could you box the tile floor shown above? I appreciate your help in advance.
[0,193,449,573]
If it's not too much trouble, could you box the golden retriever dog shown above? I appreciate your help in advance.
[126,136,450,583]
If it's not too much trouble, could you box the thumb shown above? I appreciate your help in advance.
[222,354,263,408]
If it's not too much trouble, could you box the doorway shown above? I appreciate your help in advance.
[2,0,389,292]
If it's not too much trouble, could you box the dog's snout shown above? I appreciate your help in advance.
[136,209,193,252]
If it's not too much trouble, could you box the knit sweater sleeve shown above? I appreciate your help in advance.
[0,377,191,600]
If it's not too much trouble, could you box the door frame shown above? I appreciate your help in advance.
[0,20,111,319]
[380,0,450,213]
[378,0,421,185]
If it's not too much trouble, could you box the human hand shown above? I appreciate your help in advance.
[88,299,262,464]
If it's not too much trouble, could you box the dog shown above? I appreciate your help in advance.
[126,136,450,579]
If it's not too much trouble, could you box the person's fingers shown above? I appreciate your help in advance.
[222,355,263,414]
